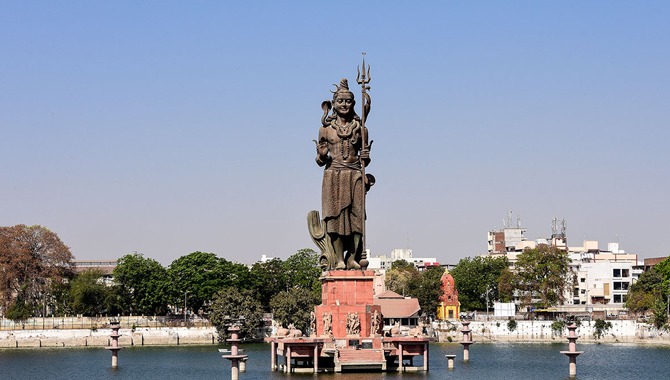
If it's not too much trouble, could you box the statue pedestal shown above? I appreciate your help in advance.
[267,270,432,372]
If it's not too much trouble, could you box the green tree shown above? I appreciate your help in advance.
[69,269,110,316]
[0,225,74,316]
[283,249,322,294]
[625,268,663,313]
[406,266,444,316]
[209,288,264,342]
[250,258,288,311]
[167,251,252,314]
[113,253,169,315]
[385,260,419,296]
[505,245,572,309]
[270,288,321,333]
[451,256,508,310]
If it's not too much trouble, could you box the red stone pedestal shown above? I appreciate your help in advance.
[267,270,433,373]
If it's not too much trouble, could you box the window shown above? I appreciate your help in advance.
[581,289,586,294]
[573,299,580,305]
[622,282,629,291]
[614,282,622,290]
[580,278,586,283]
[614,294,622,303]
[613,269,621,277]
[574,289,579,296]
[622,269,630,277]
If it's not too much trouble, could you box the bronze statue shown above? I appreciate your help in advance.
[308,56,374,271]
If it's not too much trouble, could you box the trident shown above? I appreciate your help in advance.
[356,53,372,266]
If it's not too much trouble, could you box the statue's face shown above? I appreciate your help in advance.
[334,93,354,116]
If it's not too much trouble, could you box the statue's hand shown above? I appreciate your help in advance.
[315,140,329,158]
[360,148,370,161]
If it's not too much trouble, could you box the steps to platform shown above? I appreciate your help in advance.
[336,349,387,371]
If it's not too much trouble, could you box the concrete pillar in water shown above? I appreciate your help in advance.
[222,326,248,380]
[459,321,474,362]
[445,355,456,369]
[105,321,124,368]
[560,324,584,377]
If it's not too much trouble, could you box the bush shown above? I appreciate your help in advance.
[551,319,566,335]
[593,319,612,339]
[507,318,517,332]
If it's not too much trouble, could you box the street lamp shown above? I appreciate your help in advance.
[183,291,189,323]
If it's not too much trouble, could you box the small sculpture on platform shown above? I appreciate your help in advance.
[308,57,374,272]
[391,322,401,337]
[409,323,425,337]
[275,322,289,337]
[371,310,382,336]
[287,323,303,338]
[322,312,333,337]
[346,312,361,336]
[310,311,317,337]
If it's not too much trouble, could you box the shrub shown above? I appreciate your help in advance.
[551,319,566,335]
[507,318,517,332]
[593,319,612,339]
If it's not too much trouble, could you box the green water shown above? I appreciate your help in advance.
[0,342,668,379]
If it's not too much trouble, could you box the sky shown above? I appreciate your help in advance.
[2,1,669,266]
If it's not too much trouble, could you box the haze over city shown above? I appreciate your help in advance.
[2,1,669,265]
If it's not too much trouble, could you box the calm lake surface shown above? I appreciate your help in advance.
[1,342,669,380]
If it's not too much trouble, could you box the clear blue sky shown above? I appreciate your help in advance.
[2,1,669,265]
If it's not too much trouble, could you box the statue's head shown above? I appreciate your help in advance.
[332,78,355,116]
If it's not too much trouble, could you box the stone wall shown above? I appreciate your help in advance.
[0,327,217,348]
[433,320,670,344]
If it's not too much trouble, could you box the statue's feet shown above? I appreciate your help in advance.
[347,257,361,270]
[335,261,346,270]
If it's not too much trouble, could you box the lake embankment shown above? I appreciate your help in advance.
[0,326,218,348]
[434,320,670,344]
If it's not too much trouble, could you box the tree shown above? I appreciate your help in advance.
[113,253,169,315]
[451,255,508,310]
[283,249,322,294]
[68,269,110,316]
[167,251,252,314]
[504,244,572,309]
[209,288,264,342]
[0,225,73,317]
[385,260,420,296]
[250,258,288,311]
[625,268,663,313]
[406,266,444,316]
[270,288,320,333]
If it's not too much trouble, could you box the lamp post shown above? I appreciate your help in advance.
[183,291,189,324]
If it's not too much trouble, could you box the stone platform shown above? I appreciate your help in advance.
[267,270,433,373]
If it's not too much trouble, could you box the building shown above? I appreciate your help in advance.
[436,269,460,320]
[368,249,437,271]
[73,260,117,285]
[373,290,421,330]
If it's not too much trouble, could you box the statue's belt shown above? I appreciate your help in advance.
[326,161,362,170]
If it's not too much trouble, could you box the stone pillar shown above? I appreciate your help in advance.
[423,342,429,371]
[240,358,247,372]
[271,341,276,370]
[313,344,319,373]
[445,354,456,369]
[286,346,292,373]
[105,321,124,368]
[398,343,404,372]
[460,321,474,362]
[560,324,584,377]
[231,359,239,380]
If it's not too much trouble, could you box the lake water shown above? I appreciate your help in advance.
[1,342,669,380]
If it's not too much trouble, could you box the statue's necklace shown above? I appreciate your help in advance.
[334,119,355,139]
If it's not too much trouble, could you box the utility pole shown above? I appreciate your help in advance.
[183,291,189,323]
